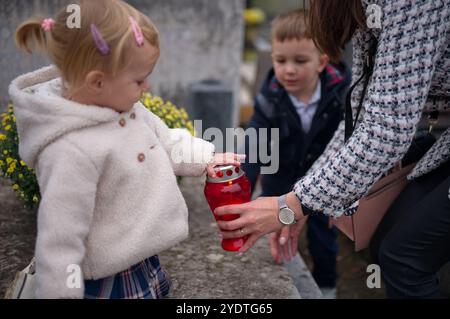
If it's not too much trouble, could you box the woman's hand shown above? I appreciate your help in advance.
[269,216,308,263]
[214,192,306,253]
[206,153,246,177]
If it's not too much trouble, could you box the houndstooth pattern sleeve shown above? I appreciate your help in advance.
[294,0,450,217]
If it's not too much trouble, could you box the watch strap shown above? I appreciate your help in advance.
[278,194,288,210]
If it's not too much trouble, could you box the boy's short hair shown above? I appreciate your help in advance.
[271,9,310,42]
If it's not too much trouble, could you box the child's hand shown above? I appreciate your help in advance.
[206,153,246,177]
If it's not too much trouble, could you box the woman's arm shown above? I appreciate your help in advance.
[215,0,450,252]
[295,0,450,217]
[305,120,345,176]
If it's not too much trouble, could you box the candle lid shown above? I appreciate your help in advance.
[206,165,245,183]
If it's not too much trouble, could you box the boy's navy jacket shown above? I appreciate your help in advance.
[242,63,351,196]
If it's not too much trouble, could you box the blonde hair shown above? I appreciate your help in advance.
[271,9,310,42]
[15,0,160,88]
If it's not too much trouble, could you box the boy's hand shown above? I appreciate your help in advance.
[206,153,246,177]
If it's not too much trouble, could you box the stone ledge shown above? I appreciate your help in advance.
[0,176,307,299]
[283,254,323,299]
[160,176,303,299]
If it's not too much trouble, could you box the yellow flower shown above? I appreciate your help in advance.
[139,93,195,135]
[144,97,152,106]
[6,157,13,165]
[5,125,11,131]
[20,160,26,166]
[3,150,8,155]
[0,134,6,140]
[12,184,19,191]
[244,8,266,25]
[0,160,3,166]
[186,122,195,136]
[18,173,24,179]
[154,97,163,105]
[33,195,39,203]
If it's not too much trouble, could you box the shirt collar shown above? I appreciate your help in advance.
[288,81,322,109]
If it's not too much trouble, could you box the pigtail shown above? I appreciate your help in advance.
[15,17,49,54]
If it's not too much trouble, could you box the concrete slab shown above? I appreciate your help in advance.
[160,176,302,299]
[0,176,310,299]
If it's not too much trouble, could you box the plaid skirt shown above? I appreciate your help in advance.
[84,255,171,299]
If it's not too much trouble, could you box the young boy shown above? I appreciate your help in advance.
[241,10,351,298]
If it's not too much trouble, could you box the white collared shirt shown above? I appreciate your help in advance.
[288,81,321,134]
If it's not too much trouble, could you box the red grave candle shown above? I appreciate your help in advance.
[204,165,251,251]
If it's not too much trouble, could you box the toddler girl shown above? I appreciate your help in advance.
[9,0,241,299]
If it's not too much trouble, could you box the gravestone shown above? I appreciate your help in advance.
[190,80,234,152]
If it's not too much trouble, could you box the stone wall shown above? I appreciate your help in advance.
[0,176,304,299]
[0,0,244,125]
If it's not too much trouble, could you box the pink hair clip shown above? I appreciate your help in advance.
[129,17,144,47]
[90,24,110,56]
[41,18,55,32]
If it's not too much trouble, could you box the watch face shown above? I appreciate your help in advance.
[279,208,295,225]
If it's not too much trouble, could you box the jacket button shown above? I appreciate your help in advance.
[138,153,146,162]
[130,113,136,119]
[119,119,126,127]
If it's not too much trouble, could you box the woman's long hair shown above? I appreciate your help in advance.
[306,0,366,62]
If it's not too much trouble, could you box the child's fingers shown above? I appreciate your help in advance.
[206,166,216,177]
[212,156,242,167]
[210,154,245,170]
[223,153,243,165]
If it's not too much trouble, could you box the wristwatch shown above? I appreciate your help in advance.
[277,194,297,225]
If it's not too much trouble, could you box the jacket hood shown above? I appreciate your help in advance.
[8,65,120,169]
[261,62,351,100]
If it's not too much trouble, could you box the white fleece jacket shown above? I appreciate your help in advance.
[8,65,215,298]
